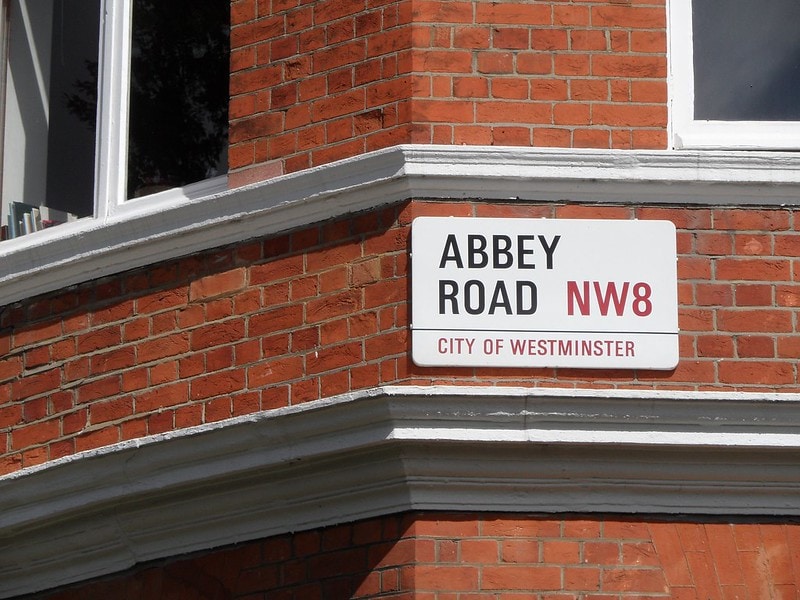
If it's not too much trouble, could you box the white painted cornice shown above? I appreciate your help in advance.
[2,385,800,597]
[3,145,800,307]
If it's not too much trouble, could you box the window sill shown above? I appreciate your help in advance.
[3,145,800,307]
[674,121,800,151]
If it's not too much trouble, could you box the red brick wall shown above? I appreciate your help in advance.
[2,201,799,475]
[229,0,667,184]
[37,512,800,599]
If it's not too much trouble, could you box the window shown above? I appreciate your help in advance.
[0,0,229,240]
[669,0,800,149]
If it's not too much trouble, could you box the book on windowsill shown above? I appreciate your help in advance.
[5,202,78,240]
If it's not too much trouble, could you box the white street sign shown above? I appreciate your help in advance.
[411,217,678,369]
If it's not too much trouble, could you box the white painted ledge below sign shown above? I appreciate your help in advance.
[411,217,678,369]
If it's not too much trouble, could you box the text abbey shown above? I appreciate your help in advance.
[437,233,561,316]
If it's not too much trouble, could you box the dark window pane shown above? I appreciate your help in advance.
[693,0,800,121]
[127,0,230,198]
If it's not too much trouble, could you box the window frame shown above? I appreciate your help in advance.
[668,0,800,150]
[96,0,228,219]
[0,0,227,232]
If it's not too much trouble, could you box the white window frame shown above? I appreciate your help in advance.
[668,0,800,150]
[0,0,227,230]
[96,0,228,220]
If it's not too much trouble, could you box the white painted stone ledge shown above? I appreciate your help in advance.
[2,385,800,597]
[3,145,800,306]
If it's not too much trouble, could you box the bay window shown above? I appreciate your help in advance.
[669,0,800,149]
[1,0,229,239]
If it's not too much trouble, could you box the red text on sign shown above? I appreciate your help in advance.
[566,281,653,317]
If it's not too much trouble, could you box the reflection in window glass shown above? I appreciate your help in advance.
[3,0,99,221]
[693,0,800,121]
[127,0,230,199]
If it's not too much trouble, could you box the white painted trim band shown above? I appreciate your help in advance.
[2,385,800,597]
[3,145,800,306]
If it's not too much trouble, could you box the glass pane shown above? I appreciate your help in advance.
[693,0,800,121]
[127,0,229,199]
[2,0,99,229]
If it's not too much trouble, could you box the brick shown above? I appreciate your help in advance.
[695,283,733,306]
[713,209,791,232]
[0,356,22,383]
[705,524,745,587]
[570,79,608,101]
[696,334,734,358]
[14,368,61,400]
[718,361,794,385]
[563,566,601,591]
[0,404,23,429]
[90,397,134,425]
[74,426,121,453]
[735,234,773,256]
[91,301,135,326]
[190,319,246,351]
[307,341,362,374]
[150,360,180,385]
[734,284,772,306]
[90,347,137,375]
[414,566,479,591]
[774,234,800,257]
[189,269,247,302]
[136,289,188,315]
[307,290,362,323]
[230,65,283,96]
[248,356,304,387]
[231,17,285,50]
[574,128,611,149]
[121,367,149,393]
[736,336,775,358]
[685,549,724,598]
[621,542,661,567]
[137,332,190,364]
[695,232,733,256]
[601,567,668,593]
[775,285,800,308]
[493,28,530,50]
[14,321,62,348]
[151,311,178,335]
[482,565,561,590]
[190,370,246,401]
[543,541,581,564]
[583,541,620,566]
[571,29,606,51]
[591,6,666,28]
[592,103,667,127]
[12,419,60,449]
[720,258,792,282]
[412,517,480,538]
[77,375,122,404]
[476,101,551,124]
[454,26,491,49]
[492,78,529,100]
[460,539,498,563]
[717,309,792,333]
[554,102,590,125]
[552,5,590,26]
[517,53,552,75]
[62,409,88,436]
[631,30,667,53]
[555,54,591,76]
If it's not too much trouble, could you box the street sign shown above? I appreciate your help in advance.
[411,217,678,369]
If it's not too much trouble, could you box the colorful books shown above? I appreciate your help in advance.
[4,202,78,239]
